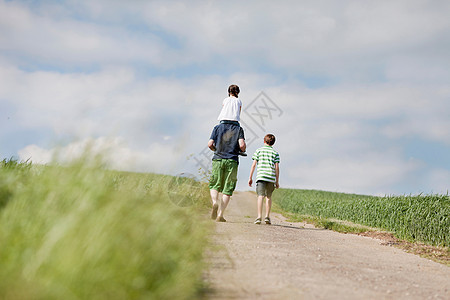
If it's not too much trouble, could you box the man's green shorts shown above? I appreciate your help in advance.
[209,159,238,196]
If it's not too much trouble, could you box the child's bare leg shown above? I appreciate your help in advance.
[257,195,264,219]
[217,194,231,218]
[265,196,272,218]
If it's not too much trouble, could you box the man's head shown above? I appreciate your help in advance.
[228,84,240,97]
[264,134,276,146]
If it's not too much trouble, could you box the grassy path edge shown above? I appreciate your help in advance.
[272,203,450,266]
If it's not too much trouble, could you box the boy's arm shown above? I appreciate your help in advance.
[248,160,257,187]
[275,162,280,188]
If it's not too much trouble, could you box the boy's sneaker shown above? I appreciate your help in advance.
[211,204,218,220]
[254,218,261,225]
[264,217,271,225]
[239,151,248,156]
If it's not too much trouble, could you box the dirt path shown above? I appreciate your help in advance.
[204,192,450,299]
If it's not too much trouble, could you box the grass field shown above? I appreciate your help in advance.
[0,158,210,299]
[273,188,449,247]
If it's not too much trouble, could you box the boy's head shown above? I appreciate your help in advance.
[228,84,240,97]
[264,134,276,146]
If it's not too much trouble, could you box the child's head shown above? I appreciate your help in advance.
[228,84,240,97]
[264,134,276,146]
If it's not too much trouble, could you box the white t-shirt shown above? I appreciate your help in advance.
[217,96,242,121]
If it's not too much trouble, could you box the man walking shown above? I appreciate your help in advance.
[208,121,246,222]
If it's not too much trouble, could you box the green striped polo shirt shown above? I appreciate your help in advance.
[252,145,280,183]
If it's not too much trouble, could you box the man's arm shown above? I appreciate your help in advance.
[248,160,257,187]
[275,162,280,188]
[208,139,216,151]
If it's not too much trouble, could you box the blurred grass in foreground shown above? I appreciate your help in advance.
[0,158,210,299]
[273,189,449,247]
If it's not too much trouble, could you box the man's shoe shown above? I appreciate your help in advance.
[211,204,218,220]
[254,218,261,225]
[264,217,271,225]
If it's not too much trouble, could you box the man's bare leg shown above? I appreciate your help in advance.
[217,194,231,221]
[210,189,219,219]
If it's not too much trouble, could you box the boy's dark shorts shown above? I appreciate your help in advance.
[256,180,275,197]
[209,159,238,196]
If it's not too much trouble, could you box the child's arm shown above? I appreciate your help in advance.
[248,160,257,187]
[239,138,246,152]
[208,139,216,151]
[274,162,280,188]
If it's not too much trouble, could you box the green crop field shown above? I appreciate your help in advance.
[273,189,449,247]
[0,158,210,299]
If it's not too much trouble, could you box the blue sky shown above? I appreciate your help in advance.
[1,0,449,195]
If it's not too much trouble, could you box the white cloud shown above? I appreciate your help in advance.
[17,144,53,164]
[3,64,450,194]
[285,153,422,195]
[0,1,167,67]
[425,169,450,194]
[266,83,450,145]
[386,56,450,84]
[382,119,450,145]
[2,0,449,78]
[18,137,184,174]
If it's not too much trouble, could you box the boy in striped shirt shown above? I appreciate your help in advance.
[248,134,280,225]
